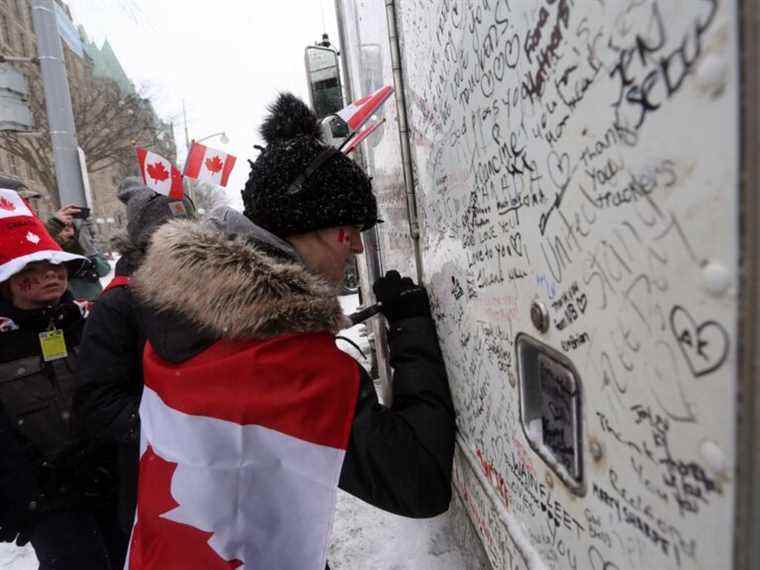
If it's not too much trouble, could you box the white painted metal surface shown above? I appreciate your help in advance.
[338,0,748,568]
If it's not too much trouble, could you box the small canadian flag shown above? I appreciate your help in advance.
[0,190,31,219]
[343,118,386,155]
[183,142,236,187]
[335,85,394,132]
[136,147,185,200]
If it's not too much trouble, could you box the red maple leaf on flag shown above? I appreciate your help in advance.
[130,446,243,569]
[0,198,16,211]
[0,197,16,211]
[205,156,224,174]
[147,162,170,182]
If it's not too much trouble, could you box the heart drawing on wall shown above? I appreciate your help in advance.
[669,306,730,378]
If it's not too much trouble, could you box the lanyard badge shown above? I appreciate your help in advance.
[39,329,68,362]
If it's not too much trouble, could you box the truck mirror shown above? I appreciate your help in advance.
[304,46,344,120]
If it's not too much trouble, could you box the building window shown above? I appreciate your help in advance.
[8,153,18,175]
[26,161,33,181]
[0,152,6,173]
[14,0,23,21]
[17,31,25,56]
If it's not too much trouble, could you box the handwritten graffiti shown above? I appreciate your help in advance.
[669,306,730,378]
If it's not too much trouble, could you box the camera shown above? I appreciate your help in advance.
[71,207,90,220]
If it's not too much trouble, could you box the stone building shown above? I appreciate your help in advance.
[0,0,176,247]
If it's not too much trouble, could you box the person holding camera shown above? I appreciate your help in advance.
[0,190,125,569]
[46,204,111,301]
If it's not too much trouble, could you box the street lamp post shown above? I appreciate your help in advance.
[195,131,229,145]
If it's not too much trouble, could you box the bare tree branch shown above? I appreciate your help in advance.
[0,70,172,200]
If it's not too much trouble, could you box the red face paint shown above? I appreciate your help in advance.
[18,277,36,292]
[337,228,350,244]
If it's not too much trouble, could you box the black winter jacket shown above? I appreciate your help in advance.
[0,293,117,537]
[76,255,144,531]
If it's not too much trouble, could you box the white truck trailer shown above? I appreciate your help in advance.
[313,1,759,568]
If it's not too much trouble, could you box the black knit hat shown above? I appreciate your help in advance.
[242,93,378,238]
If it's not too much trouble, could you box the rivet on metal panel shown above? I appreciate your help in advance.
[530,301,550,333]
[544,471,554,489]
[697,53,728,97]
[700,439,727,477]
[589,439,604,462]
[702,262,732,297]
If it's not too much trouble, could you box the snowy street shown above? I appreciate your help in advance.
[0,493,469,569]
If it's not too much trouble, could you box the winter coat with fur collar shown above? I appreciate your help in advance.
[131,219,455,521]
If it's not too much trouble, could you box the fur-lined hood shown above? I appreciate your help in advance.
[110,232,146,274]
[132,220,349,339]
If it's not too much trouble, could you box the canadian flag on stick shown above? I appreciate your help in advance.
[184,142,237,187]
[335,85,394,133]
[343,118,386,155]
[136,147,185,200]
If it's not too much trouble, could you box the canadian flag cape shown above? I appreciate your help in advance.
[136,147,185,200]
[127,332,360,570]
[184,142,237,187]
[334,85,393,132]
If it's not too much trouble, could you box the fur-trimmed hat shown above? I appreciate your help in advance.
[117,177,194,250]
[242,93,378,238]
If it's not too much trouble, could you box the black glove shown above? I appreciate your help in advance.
[372,270,431,323]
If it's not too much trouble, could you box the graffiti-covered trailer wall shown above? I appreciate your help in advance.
[337,0,755,568]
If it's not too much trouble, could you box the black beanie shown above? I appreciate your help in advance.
[242,93,378,238]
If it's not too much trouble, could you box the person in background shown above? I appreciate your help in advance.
[46,204,111,301]
[126,93,455,569]
[76,178,195,539]
[0,189,124,569]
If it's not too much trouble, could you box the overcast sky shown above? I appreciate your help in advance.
[65,0,340,208]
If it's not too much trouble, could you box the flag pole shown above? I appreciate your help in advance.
[337,129,358,153]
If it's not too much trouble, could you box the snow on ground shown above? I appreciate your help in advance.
[336,294,373,373]
[98,255,117,289]
[1,294,467,569]
[329,490,467,570]
[0,544,36,570]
